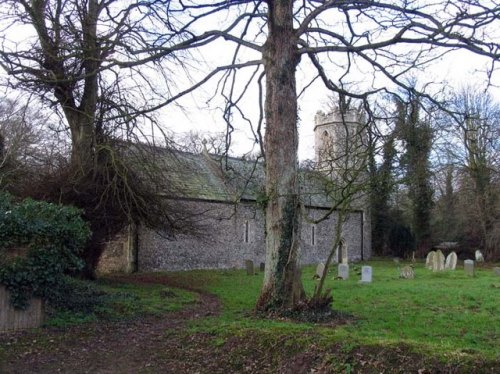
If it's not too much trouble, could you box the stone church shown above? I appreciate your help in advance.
[97,108,371,274]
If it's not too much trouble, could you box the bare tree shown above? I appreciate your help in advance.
[304,98,371,307]
[0,1,204,274]
[0,97,68,189]
[443,87,500,258]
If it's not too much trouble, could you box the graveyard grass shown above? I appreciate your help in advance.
[1,260,499,371]
[182,260,500,360]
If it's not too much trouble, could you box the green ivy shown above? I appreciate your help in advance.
[0,193,91,309]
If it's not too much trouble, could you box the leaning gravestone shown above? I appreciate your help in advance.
[475,250,484,262]
[425,251,436,269]
[464,260,475,276]
[360,266,372,283]
[400,265,415,279]
[338,263,349,280]
[493,267,500,276]
[244,260,254,275]
[316,263,326,278]
[432,250,445,271]
[445,251,458,270]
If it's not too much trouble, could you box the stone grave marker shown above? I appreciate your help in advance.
[341,241,348,265]
[493,267,500,276]
[432,250,445,271]
[400,265,415,279]
[338,263,349,280]
[360,266,372,283]
[464,260,474,276]
[259,262,265,272]
[475,250,484,262]
[316,263,325,279]
[445,251,458,270]
[425,251,436,269]
[244,260,254,275]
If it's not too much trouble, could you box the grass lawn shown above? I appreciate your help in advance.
[163,259,499,361]
[2,259,498,372]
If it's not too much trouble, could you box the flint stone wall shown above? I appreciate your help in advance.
[136,200,369,272]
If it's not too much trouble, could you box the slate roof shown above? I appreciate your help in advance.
[130,144,336,209]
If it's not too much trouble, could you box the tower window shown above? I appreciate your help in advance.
[311,225,316,246]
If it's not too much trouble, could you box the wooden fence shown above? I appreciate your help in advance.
[0,285,44,332]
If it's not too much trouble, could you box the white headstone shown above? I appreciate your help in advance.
[360,266,372,283]
[475,250,484,262]
[432,250,445,271]
[316,263,325,278]
[400,265,415,279]
[445,251,458,270]
[338,263,349,280]
[425,251,436,269]
[464,259,475,276]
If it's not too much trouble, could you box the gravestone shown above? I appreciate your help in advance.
[338,263,349,280]
[445,251,458,270]
[464,260,474,276]
[341,241,348,264]
[259,262,265,272]
[244,260,254,275]
[493,267,500,276]
[425,251,436,269]
[360,266,372,283]
[432,250,445,271]
[316,263,326,278]
[400,265,415,279]
[475,250,484,262]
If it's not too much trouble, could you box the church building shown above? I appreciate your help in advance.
[97,109,371,273]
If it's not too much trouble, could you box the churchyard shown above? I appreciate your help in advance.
[1,259,499,372]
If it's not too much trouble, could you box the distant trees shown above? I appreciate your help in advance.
[438,87,500,259]
[0,98,68,191]
[397,96,434,254]
[369,87,499,260]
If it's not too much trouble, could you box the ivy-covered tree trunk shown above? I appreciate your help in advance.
[256,0,305,312]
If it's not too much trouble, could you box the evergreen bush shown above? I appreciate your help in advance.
[0,193,91,309]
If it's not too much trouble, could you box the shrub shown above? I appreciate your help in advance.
[0,192,91,309]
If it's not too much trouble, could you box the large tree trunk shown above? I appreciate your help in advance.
[256,0,305,312]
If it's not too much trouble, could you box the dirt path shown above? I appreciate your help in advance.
[1,276,498,373]
[0,281,221,374]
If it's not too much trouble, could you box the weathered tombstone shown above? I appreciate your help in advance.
[400,265,415,279]
[445,251,458,270]
[464,260,475,276]
[244,260,254,275]
[360,266,372,283]
[259,262,265,272]
[425,251,436,269]
[316,263,325,279]
[432,250,445,271]
[338,263,349,280]
[493,267,500,276]
[340,240,348,264]
[475,250,484,262]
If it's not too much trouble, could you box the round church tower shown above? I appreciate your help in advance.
[314,106,365,170]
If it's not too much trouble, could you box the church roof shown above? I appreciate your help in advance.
[129,144,338,209]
